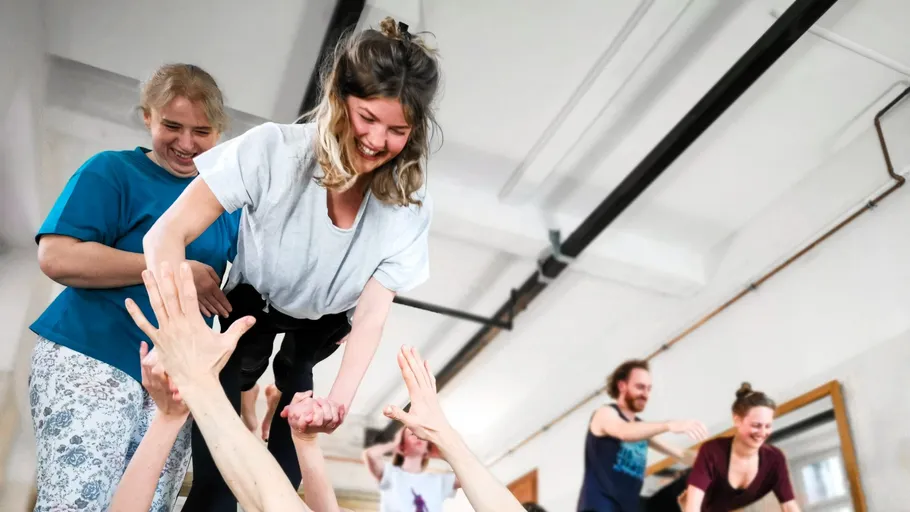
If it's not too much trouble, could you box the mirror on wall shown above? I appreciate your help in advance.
[640,381,865,511]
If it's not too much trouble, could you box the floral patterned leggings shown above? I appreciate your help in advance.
[28,337,192,512]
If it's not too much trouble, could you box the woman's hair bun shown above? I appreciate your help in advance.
[735,382,753,400]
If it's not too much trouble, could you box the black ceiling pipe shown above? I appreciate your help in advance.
[297,0,367,118]
[375,0,841,442]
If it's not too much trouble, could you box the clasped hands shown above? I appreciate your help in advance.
[126,261,345,435]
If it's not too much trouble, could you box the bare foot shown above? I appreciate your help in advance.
[241,384,260,434]
[262,384,282,441]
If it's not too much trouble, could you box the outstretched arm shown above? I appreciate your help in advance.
[110,343,189,512]
[126,263,310,512]
[296,278,395,436]
[649,437,697,466]
[592,407,708,444]
[328,278,394,410]
[284,397,344,512]
[383,345,525,512]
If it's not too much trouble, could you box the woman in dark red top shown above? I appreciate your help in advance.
[681,383,800,512]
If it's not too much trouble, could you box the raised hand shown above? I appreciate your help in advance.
[125,261,255,386]
[139,341,188,419]
[281,391,347,437]
[667,419,709,441]
[187,260,232,318]
[383,345,452,446]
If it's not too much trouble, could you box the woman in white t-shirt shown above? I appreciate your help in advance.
[364,427,459,512]
[143,17,442,510]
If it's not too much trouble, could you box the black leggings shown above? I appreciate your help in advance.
[182,284,351,511]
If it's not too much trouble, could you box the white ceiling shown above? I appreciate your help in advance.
[7,0,910,494]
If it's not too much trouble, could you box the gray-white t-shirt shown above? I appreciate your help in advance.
[379,463,457,512]
[194,122,432,319]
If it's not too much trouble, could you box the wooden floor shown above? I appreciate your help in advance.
[178,473,379,511]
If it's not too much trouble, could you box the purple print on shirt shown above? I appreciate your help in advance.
[411,488,427,512]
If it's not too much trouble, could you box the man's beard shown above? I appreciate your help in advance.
[626,395,647,413]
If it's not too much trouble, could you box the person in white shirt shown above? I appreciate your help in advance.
[142,17,442,510]
[363,427,460,512]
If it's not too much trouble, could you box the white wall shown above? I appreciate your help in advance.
[42,0,334,121]
[0,0,49,249]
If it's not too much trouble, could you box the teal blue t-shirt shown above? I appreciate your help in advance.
[30,148,241,382]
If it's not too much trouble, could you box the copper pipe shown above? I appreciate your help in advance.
[487,87,909,468]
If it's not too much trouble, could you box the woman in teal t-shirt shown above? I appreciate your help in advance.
[28,63,240,511]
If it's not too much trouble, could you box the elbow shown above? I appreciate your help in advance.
[142,224,162,255]
[37,241,67,281]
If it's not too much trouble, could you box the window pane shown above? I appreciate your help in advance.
[800,455,847,503]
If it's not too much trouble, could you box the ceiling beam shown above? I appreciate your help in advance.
[298,0,368,118]
[376,0,842,442]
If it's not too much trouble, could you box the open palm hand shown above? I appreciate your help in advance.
[125,261,255,387]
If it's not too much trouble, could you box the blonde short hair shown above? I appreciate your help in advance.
[140,63,227,133]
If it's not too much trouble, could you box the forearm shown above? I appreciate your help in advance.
[781,500,801,512]
[364,440,397,460]
[617,421,670,442]
[682,487,704,512]
[179,378,308,512]
[110,413,187,512]
[327,321,383,409]
[650,438,688,462]
[434,429,524,512]
[143,222,189,280]
[40,240,146,288]
[362,440,396,477]
[295,437,341,512]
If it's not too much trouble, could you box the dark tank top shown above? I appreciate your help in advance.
[577,404,648,512]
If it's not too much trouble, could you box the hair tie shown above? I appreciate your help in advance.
[398,21,412,42]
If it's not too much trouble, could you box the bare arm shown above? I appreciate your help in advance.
[294,434,342,512]
[38,235,146,288]
[125,263,309,512]
[591,407,669,442]
[179,377,309,512]
[361,440,397,481]
[434,429,523,512]
[682,486,705,512]
[110,414,187,511]
[592,408,708,444]
[384,346,524,512]
[143,179,226,281]
[649,437,696,465]
[780,501,801,512]
[111,342,190,512]
[327,278,395,410]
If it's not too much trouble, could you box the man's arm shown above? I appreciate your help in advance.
[327,278,394,410]
[591,407,669,442]
[649,437,696,465]
[592,407,708,443]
